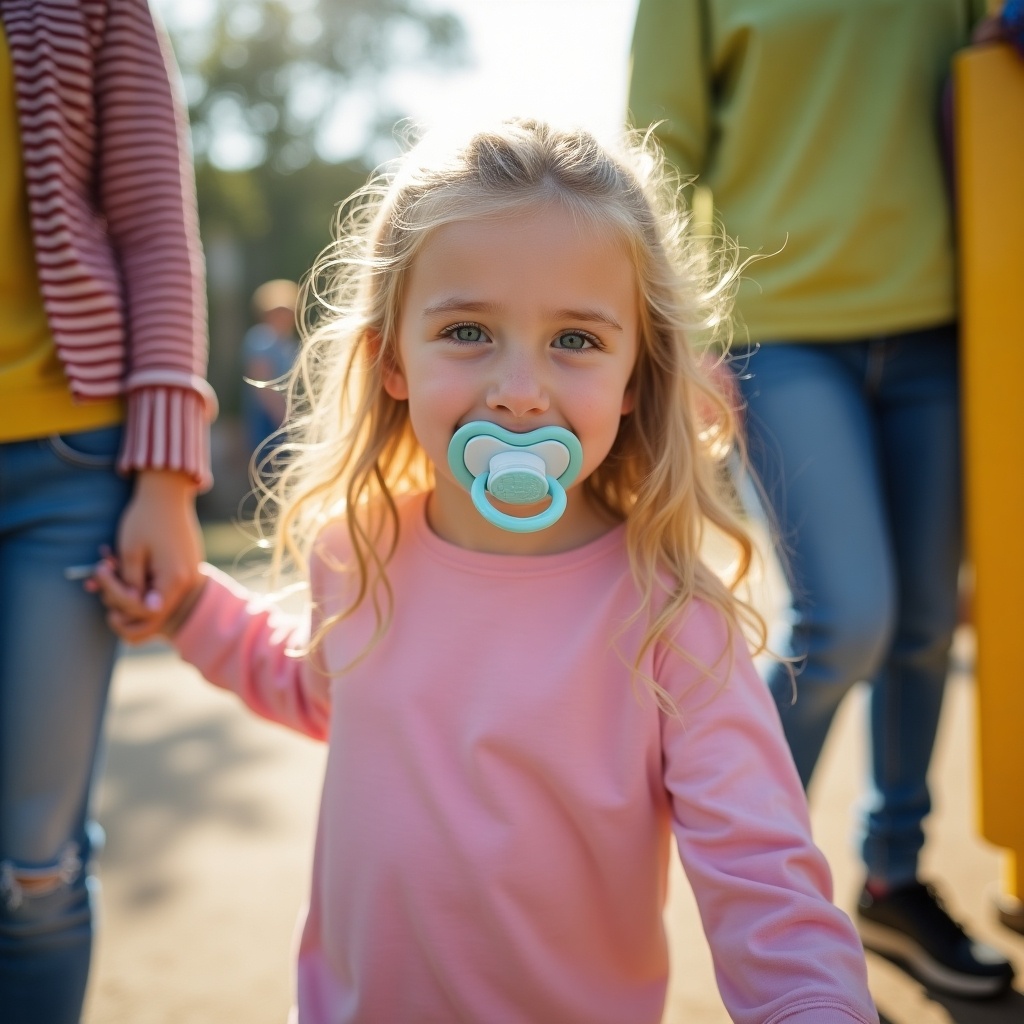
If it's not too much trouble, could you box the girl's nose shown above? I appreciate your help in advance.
[486,355,549,418]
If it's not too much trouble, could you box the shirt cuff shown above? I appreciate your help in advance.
[117,383,216,489]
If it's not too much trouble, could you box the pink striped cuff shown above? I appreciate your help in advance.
[117,385,213,490]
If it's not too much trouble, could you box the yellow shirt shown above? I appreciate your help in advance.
[0,25,121,442]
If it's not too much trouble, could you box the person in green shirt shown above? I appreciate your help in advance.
[628,0,1015,999]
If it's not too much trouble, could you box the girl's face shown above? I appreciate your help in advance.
[386,203,639,554]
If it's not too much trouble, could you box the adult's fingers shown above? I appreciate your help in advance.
[116,538,148,599]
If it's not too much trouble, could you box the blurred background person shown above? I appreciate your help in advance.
[628,0,1015,999]
[241,278,298,473]
[0,2,213,1022]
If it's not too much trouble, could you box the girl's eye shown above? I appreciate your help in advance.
[442,323,487,344]
[554,330,595,351]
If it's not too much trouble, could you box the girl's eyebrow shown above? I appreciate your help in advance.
[421,298,505,318]
[421,298,623,332]
[552,308,624,332]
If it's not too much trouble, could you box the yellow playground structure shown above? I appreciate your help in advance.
[954,38,1024,922]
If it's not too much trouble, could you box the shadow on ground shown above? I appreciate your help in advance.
[871,952,1024,1024]
[923,986,1024,1023]
[99,688,275,872]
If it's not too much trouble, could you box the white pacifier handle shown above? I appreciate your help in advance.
[485,450,549,504]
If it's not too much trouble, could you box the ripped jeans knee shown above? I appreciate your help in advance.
[0,843,83,912]
[0,843,95,1024]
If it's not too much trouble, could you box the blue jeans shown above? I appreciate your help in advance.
[737,326,961,887]
[0,426,131,1023]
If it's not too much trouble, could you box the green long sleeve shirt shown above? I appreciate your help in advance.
[628,0,988,342]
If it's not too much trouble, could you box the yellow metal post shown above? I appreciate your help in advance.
[954,41,1024,902]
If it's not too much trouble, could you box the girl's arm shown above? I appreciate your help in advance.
[91,560,330,741]
[170,566,331,740]
[659,602,878,1024]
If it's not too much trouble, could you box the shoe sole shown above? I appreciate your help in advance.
[857,917,1012,999]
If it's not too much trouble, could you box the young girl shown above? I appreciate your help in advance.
[92,119,879,1024]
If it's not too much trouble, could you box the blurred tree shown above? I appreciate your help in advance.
[155,0,464,516]
[157,0,465,422]
[193,157,369,421]
[174,0,464,172]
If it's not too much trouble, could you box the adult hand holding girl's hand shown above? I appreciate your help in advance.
[90,469,206,642]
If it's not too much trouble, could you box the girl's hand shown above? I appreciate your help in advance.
[87,556,207,642]
[109,469,204,639]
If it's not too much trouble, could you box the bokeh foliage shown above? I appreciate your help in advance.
[162,0,465,413]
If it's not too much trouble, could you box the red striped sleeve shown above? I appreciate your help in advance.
[1,0,215,487]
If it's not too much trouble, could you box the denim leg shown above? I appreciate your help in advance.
[863,328,961,886]
[739,329,961,888]
[739,342,896,787]
[0,427,131,1024]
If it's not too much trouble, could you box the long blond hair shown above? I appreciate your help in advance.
[260,117,766,703]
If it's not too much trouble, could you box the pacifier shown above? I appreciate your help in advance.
[447,421,583,533]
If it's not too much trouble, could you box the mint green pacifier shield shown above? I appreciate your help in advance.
[447,422,583,533]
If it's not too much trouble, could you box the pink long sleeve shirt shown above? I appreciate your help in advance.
[174,493,878,1024]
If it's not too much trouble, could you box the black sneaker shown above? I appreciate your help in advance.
[857,880,1015,998]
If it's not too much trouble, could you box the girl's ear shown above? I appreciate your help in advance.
[383,360,409,401]
[620,385,635,416]
[369,330,408,400]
